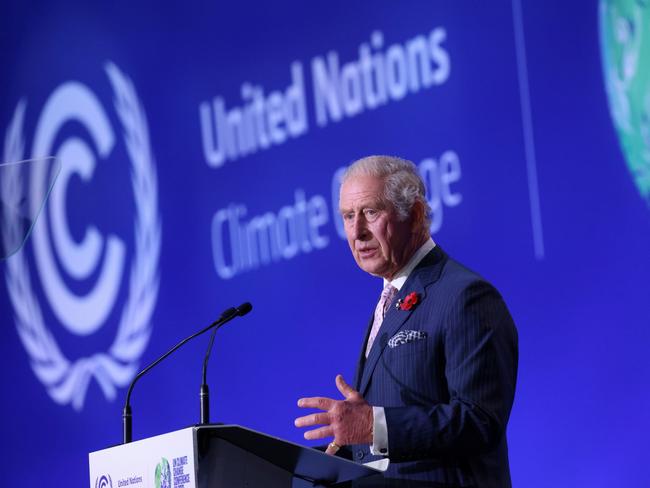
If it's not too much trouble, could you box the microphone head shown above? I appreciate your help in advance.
[236,302,252,316]
[220,307,237,320]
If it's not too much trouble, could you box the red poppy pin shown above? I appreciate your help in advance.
[396,292,419,311]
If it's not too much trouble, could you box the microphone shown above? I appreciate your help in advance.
[235,302,252,316]
[200,303,252,424]
[122,302,253,444]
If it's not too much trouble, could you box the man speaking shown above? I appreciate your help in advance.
[295,156,518,487]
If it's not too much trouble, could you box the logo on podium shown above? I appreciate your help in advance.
[155,458,172,488]
[2,61,161,411]
[95,474,113,488]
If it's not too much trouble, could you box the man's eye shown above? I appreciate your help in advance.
[342,213,354,221]
[364,209,378,219]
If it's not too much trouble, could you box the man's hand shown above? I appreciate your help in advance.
[294,374,373,455]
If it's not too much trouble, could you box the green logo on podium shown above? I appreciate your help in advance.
[155,458,171,488]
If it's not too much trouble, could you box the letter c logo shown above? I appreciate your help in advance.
[30,82,125,336]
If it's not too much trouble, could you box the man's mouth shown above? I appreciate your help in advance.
[357,247,377,259]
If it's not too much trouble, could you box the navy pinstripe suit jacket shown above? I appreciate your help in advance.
[346,246,518,488]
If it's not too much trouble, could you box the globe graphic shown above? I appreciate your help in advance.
[600,0,650,203]
[155,458,172,488]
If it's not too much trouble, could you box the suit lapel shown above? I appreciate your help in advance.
[354,312,375,390]
[357,246,447,396]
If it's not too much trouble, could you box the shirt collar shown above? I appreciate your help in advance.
[383,238,436,291]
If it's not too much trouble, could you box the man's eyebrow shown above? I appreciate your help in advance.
[368,200,387,210]
[339,202,386,215]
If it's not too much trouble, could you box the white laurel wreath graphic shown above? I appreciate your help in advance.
[2,62,161,411]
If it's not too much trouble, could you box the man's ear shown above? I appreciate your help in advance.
[410,200,425,233]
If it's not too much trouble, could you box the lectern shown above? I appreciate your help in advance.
[89,424,382,487]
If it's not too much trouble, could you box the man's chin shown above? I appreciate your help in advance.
[356,259,389,278]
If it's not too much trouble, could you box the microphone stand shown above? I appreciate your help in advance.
[200,328,218,424]
[200,302,252,424]
[122,304,251,444]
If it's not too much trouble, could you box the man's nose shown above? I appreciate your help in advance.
[351,215,369,240]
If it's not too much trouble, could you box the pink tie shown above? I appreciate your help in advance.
[366,284,398,357]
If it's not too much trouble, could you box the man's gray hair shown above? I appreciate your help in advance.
[342,155,431,231]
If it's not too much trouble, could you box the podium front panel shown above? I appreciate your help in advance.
[89,427,197,488]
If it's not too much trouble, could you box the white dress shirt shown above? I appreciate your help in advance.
[370,238,436,456]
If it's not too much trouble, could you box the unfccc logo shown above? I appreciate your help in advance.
[2,62,161,410]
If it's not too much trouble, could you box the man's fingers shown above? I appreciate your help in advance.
[335,374,357,400]
[294,412,330,428]
[325,441,341,456]
[303,425,334,441]
[297,396,335,411]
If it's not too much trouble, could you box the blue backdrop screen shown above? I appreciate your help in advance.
[1,1,649,486]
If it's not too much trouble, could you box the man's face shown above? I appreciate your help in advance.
[339,175,415,280]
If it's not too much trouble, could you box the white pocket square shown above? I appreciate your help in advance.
[388,330,427,348]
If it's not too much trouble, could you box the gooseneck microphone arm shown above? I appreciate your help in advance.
[122,302,252,444]
[200,329,217,424]
[200,302,252,425]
